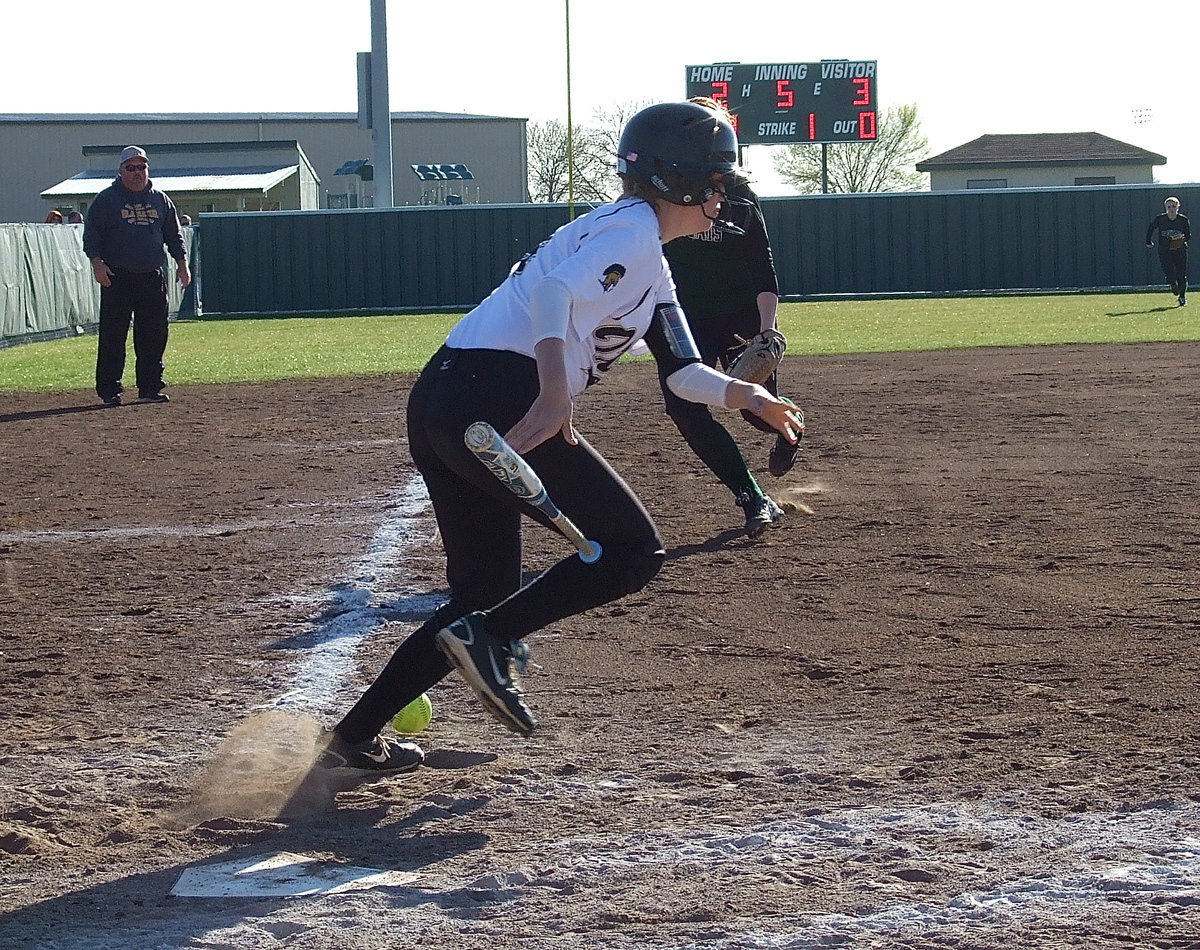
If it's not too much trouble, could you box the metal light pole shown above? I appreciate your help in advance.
[565,0,575,219]
[370,0,394,207]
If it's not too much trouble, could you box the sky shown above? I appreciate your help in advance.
[5,0,1197,195]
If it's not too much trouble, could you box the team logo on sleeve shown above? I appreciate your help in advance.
[599,263,626,292]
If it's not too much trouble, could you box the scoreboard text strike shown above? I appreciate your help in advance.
[685,61,878,146]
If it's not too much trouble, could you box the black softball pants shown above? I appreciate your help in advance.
[1159,248,1188,294]
[95,268,169,400]
[336,346,664,743]
[657,309,777,499]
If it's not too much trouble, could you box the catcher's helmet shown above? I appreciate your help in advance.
[617,102,740,206]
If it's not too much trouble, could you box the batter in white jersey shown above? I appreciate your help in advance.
[448,198,673,394]
[319,103,804,772]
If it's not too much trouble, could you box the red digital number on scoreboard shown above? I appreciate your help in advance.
[706,81,738,133]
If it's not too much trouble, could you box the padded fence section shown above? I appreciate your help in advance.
[0,224,96,341]
[0,225,196,345]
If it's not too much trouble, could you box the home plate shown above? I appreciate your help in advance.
[171,851,418,898]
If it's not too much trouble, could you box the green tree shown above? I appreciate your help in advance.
[772,103,930,194]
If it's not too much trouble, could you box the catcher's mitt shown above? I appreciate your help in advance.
[727,329,786,384]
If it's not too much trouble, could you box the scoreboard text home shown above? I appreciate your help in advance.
[686,61,878,146]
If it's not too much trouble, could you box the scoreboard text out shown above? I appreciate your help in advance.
[685,61,878,146]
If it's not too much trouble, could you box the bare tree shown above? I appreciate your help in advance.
[526,120,618,204]
[526,100,654,205]
[527,120,575,203]
[772,103,930,194]
[564,124,621,204]
[587,100,654,164]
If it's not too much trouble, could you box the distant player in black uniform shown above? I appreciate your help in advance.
[315,102,804,774]
[1145,196,1190,306]
[660,97,800,538]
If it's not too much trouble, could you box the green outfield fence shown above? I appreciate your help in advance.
[3,183,1196,339]
[765,182,1198,298]
[193,182,1199,317]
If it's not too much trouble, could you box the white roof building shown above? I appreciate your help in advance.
[42,141,321,217]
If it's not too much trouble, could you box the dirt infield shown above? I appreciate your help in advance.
[1,343,1198,949]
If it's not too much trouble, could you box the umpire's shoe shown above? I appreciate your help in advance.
[317,730,424,772]
[738,492,784,539]
[436,613,536,735]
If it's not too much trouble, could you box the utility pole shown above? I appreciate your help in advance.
[370,0,394,207]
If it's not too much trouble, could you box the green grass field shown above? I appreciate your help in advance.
[0,292,1193,393]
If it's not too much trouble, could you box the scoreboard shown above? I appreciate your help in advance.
[685,61,878,146]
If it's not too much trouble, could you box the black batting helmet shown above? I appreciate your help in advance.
[616,102,740,206]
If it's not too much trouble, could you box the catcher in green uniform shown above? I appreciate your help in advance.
[660,103,802,538]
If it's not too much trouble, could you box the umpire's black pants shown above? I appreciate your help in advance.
[336,346,664,743]
[95,268,169,401]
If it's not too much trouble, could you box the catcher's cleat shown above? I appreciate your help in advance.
[768,397,803,477]
[738,492,784,539]
[768,434,799,477]
[316,730,424,772]
[436,613,536,735]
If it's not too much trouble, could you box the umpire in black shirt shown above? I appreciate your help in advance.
[84,146,190,405]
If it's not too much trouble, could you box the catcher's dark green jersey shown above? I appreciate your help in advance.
[663,182,779,323]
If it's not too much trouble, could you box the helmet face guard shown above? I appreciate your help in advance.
[704,182,750,236]
[617,102,741,208]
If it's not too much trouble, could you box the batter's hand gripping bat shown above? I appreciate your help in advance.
[464,421,603,564]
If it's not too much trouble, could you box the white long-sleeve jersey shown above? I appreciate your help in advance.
[445,198,677,397]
